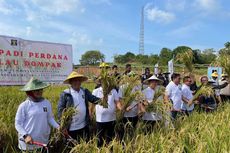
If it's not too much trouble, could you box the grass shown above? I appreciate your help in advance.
[0,83,230,153]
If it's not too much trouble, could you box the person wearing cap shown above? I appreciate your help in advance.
[57,71,100,142]
[181,76,194,115]
[165,73,183,120]
[15,78,59,151]
[219,74,230,102]
[211,71,222,103]
[141,75,163,133]
[99,62,110,69]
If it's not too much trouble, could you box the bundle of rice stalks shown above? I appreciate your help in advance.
[98,68,117,108]
[145,86,166,113]
[216,54,230,80]
[192,85,214,101]
[49,107,77,146]
[176,49,194,73]
[119,75,142,110]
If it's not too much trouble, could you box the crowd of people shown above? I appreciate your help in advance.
[14,63,230,152]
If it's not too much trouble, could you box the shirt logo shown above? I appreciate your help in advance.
[43,107,48,112]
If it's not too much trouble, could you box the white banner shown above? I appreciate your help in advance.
[0,35,73,85]
[154,63,159,75]
[168,59,174,80]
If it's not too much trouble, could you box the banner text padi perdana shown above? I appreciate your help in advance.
[0,49,68,68]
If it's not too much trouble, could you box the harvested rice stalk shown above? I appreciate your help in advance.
[145,86,166,113]
[59,107,77,131]
[192,85,214,101]
[176,49,194,73]
[49,107,77,145]
[98,68,117,108]
[119,75,142,109]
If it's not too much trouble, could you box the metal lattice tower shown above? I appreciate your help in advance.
[139,6,144,55]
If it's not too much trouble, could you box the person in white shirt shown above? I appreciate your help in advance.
[93,86,122,147]
[181,76,194,115]
[15,78,59,151]
[58,71,99,142]
[165,73,183,120]
[141,75,163,134]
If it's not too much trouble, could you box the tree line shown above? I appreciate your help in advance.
[79,42,230,66]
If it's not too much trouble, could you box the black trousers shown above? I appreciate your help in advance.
[143,120,157,134]
[68,126,89,142]
[119,116,138,140]
[220,95,230,102]
[123,116,138,128]
[96,121,116,147]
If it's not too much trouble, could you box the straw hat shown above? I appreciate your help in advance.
[64,71,88,84]
[144,75,163,84]
[20,77,49,92]
[211,72,218,77]
[99,62,110,68]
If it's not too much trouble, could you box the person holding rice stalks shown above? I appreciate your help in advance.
[165,73,183,120]
[15,77,59,151]
[196,76,217,112]
[92,79,123,147]
[118,73,142,138]
[57,71,100,142]
[141,75,164,133]
[181,76,194,115]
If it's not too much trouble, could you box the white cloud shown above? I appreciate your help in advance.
[26,26,32,36]
[165,0,186,11]
[69,31,104,48]
[145,3,175,24]
[193,0,220,12]
[168,22,203,38]
[30,0,81,15]
[0,0,14,15]
[89,0,112,5]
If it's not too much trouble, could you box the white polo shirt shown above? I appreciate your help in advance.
[181,84,194,111]
[93,87,119,122]
[166,81,182,111]
[118,85,141,118]
[15,99,59,151]
[142,87,161,121]
[69,88,87,131]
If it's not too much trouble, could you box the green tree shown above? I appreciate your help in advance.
[200,49,217,64]
[219,42,230,55]
[173,46,192,57]
[159,48,173,65]
[80,50,105,65]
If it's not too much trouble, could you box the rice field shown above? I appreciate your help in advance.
[0,83,230,153]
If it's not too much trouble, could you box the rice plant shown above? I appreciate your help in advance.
[1,85,230,153]
[98,68,117,108]
[216,53,230,80]
[176,49,194,73]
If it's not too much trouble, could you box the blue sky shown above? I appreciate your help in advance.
[1,0,230,64]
